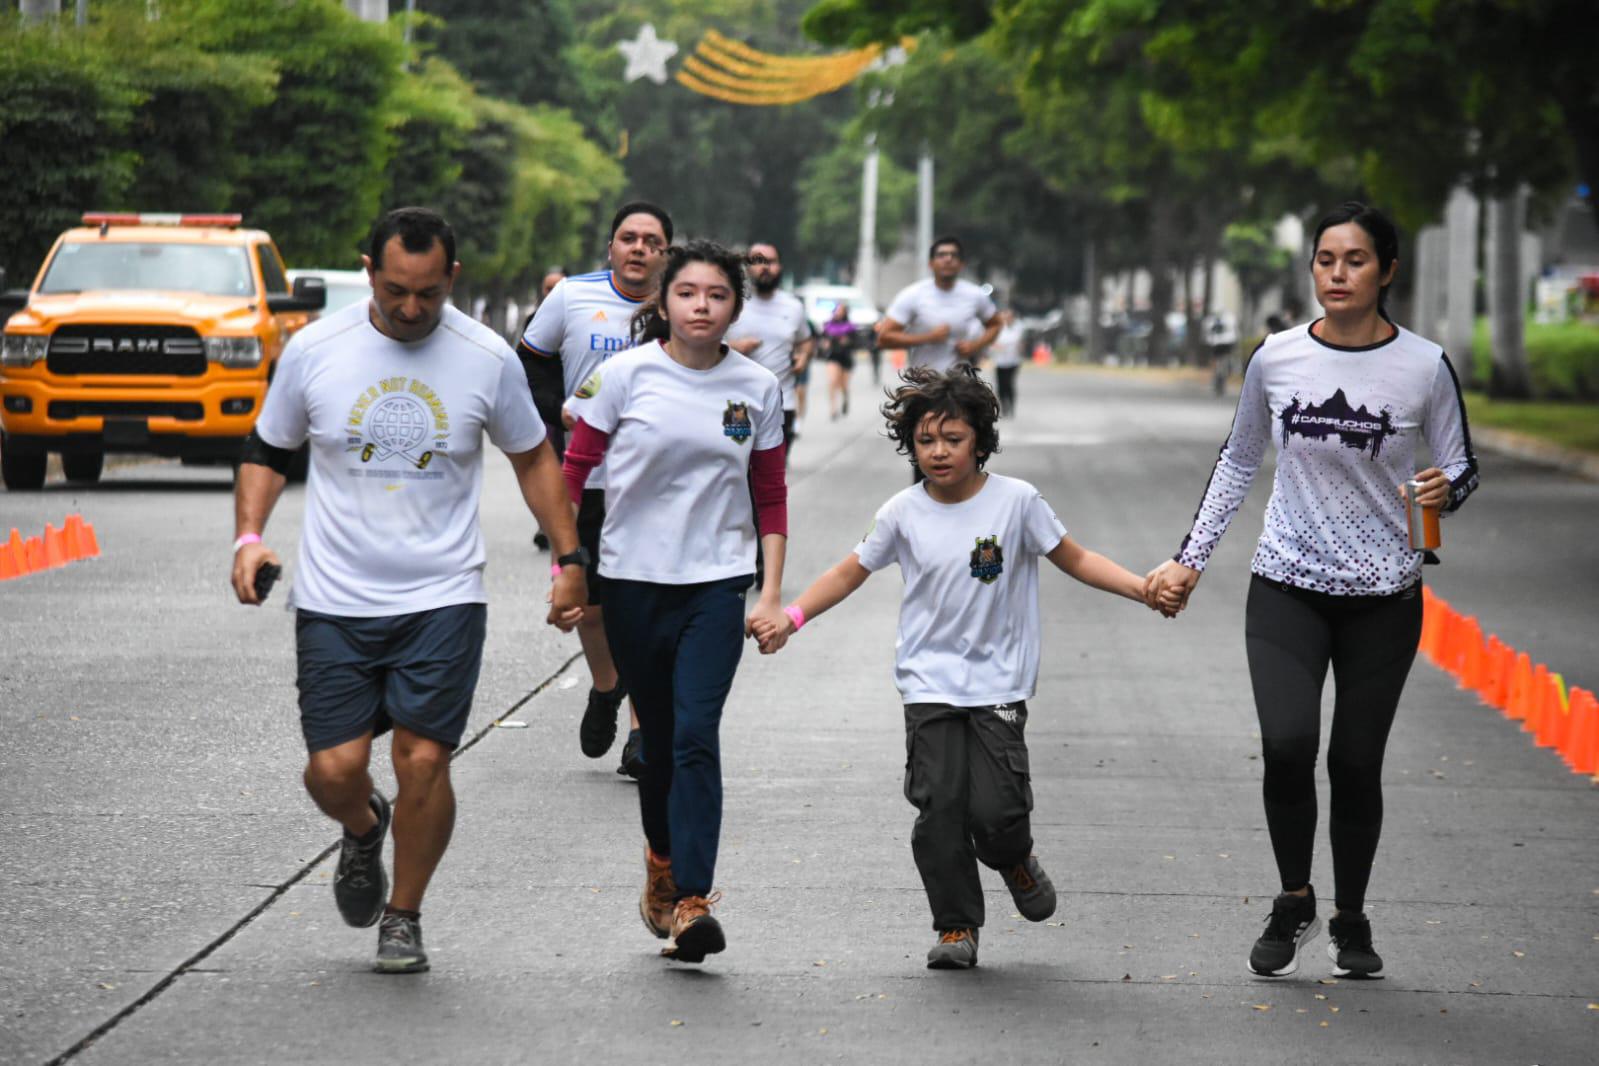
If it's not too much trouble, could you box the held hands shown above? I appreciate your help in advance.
[547,568,586,632]
[746,599,793,655]
[231,542,282,606]
[1400,467,1449,509]
[1142,560,1200,619]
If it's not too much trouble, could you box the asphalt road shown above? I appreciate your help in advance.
[2,365,1595,1065]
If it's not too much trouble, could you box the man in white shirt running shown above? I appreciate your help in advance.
[879,236,1002,373]
[516,202,673,776]
[727,241,812,455]
[230,207,585,975]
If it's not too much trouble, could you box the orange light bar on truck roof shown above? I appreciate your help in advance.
[80,213,243,228]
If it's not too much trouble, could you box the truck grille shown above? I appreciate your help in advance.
[48,400,205,421]
[47,325,207,376]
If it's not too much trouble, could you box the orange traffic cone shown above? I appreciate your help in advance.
[79,520,101,559]
[1452,616,1483,684]
[1564,688,1599,775]
[1522,663,1549,736]
[1032,342,1052,366]
[1418,589,1442,660]
[43,523,69,568]
[1506,653,1534,722]
[0,541,17,581]
[23,536,46,573]
[1534,672,1567,750]
[1487,641,1516,713]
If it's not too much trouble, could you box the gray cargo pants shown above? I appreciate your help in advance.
[903,701,1035,931]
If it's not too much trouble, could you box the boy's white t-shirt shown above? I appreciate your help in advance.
[568,341,784,584]
[255,301,546,616]
[854,473,1067,706]
[885,278,998,372]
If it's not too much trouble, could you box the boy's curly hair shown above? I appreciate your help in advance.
[881,364,1001,470]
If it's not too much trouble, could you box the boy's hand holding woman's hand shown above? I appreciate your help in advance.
[746,602,794,655]
[1143,560,1201,619]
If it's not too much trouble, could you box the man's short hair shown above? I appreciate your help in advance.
[610,201,674,245]
[368,207,455,271]
[929,235,964,260]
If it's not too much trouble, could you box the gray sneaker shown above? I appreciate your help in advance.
[926,928,979,970]
[374,913,429,974]
[333,792,390,928]
[1000,855,1057,921]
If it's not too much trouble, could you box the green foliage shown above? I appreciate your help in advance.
[795,136,916,263]
[1464,391,1599,454]
[1472,317,1599,401]
[1221,223,1292,301]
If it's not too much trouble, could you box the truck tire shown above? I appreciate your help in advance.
[62,451,104,484]
[1,439,47,490]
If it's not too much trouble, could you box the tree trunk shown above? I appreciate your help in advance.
[20,0,62,23]
[1147,197,1177,363]
[1486,188,1532,398]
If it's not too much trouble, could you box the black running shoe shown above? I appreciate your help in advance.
[374,912,429,974]
[617,728,645,780]
[1327,912,1384,979]
[579,682,625,758]
[1247,887,1320,977]
[333,792,391,928]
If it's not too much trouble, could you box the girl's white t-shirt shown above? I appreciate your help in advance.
[568,341,784,584]
[854,473,1068,706]
[255,302,546,616]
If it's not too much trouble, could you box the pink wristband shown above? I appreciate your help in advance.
[232,533,262,553]
[783,604,805,631]
[551,564,563,578]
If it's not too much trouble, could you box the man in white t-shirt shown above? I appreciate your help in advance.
[516,202,672,775]
[727,241,812,453]
[880,236,1002,373]
[230,207,585,976]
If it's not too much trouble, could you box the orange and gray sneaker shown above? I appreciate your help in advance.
[1000,855,1057,921]
[926,927,979,969]
[663,892,725,963]
[639,847,675,939]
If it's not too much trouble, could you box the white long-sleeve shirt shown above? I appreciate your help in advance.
[1176,320,1478,595]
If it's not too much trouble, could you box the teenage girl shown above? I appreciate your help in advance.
[563,240,789,963]
[754,365,1172,969]
[1148,201,1479,979]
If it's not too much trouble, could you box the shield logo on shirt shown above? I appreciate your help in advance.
[575,371,602,400]
[723,400,753,444]
[970,535,1004,584]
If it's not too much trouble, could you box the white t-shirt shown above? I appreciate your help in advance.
[568,342,784,584]
[256,301,545,617]
[992,322,1025,368]
[729,289,809,411]
[886,278,997,372]
[854,473,1068,706]
[1176,321,1479,594]
[520,270,645,489]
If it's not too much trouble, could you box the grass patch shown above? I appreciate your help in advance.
[1472,317,1599,399]
[1464,391,1599,453]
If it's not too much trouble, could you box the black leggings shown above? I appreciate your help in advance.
[1244,575,1422,913]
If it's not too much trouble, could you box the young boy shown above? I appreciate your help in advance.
[752,366,1174,969]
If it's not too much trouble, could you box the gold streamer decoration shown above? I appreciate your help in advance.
[675,30,913,106]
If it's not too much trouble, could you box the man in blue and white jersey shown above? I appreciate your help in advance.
[516,202,673,777]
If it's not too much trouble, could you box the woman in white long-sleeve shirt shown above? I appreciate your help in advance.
[1150,202,1478,981]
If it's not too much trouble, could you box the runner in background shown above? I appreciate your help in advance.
[991,310,1025,418]
[727,242,810,454]
[879,237,1002,373]
[822,302,857,419]
[517,202,673,778]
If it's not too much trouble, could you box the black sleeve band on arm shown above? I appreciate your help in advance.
[516,340,567,425]
[241,428,295,475]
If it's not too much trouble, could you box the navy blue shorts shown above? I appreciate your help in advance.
[577,488,608,606]
[295,603,487,753]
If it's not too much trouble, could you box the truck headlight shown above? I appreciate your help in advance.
[205,336,263,368]
[1,333,48,366]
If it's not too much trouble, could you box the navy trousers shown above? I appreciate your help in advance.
[603,575,751,899]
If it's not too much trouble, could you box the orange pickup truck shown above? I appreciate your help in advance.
[0,213,325,489]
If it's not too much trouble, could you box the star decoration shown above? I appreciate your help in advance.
[617,23,678,85]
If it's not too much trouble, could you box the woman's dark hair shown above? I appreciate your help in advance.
[881,364,1001,471]
[610,201,674,245]
[368,207,455,271]
[1310,201,1400,308]
[629,239,748,345]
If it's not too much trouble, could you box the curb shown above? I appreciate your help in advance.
[1473,426,1599,482]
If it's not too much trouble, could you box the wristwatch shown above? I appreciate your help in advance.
[555,547,591,569]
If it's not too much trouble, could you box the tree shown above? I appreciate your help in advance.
[795,134,916,268]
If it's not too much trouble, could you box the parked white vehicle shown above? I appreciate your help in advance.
[287,268,370,317]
